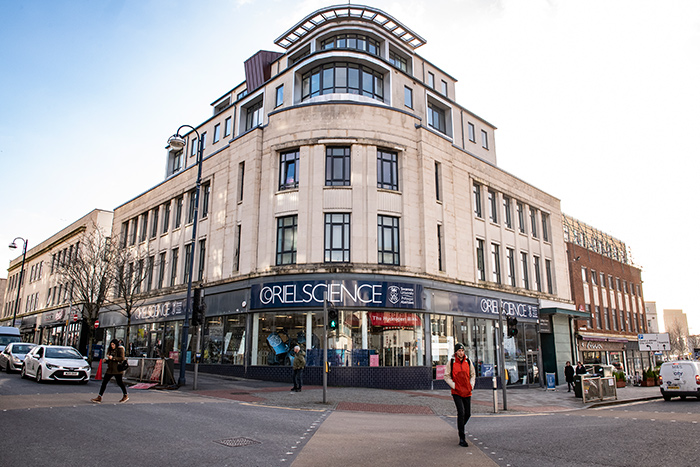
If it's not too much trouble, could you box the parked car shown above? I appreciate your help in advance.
[0,326,21,352]
[0,342,36,373]
[659,361,700,401]
[21,345,91,383]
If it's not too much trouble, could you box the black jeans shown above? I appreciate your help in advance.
[293,368,304,390]
[99,373,128,396]
[452,394,472,439]
[567,381,574,391]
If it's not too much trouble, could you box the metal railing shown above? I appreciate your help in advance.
[123,358,176,386]
[581,375,618,403]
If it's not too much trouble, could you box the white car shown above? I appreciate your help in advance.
[659,361,700,401]
[21,345,91,383]
[0,342,36,373]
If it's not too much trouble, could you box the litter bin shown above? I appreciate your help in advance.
[574,375,583,398]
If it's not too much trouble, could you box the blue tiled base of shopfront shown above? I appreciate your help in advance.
[187,364,434,390]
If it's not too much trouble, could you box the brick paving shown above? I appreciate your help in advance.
[336,401,434,414]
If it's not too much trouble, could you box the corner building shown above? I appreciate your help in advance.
[104,5,573,389]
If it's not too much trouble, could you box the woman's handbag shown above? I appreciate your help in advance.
[117,359,129,372]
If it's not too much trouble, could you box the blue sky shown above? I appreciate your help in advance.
[2,0,699,332]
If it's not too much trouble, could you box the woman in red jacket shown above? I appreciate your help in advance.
[444,343,476,447]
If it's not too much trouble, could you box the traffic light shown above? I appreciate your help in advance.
[506,316,518,338]
[192,286,204,326]
[328,305,339,331]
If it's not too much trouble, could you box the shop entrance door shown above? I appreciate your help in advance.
[148,330,164,358]
[526,351,540,385]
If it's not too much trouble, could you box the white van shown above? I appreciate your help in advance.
[0,326,21,352]
[659,361,700,401]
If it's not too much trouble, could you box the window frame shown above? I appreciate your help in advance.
[279,149,300,191]
[276,215,298,266]
[275,84,284,107]
[377,215,400,266]
[324,213,351,263]
[325,147,351,186]
[377,149,399,191]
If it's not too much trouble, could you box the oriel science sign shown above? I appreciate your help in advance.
[251,280,423,310]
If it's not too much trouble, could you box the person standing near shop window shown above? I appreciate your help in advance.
[575,361,586,375]
[291,345,306,392]
[444,343,476,447]
[91,339,129,403]
[564,361,575,392]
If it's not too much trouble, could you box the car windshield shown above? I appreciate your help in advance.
[12,344,34,353]
[0,336,21,345]
[45,348,83,359]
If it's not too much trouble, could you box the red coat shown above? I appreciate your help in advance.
[444,355,476,398]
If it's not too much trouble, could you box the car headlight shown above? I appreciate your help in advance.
[45,363,59,370]
[12,356,22,364]
[82,365,91,371]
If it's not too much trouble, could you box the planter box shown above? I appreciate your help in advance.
[616,380,626,388]
[641,378,655,387]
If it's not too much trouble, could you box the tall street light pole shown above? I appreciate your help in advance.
[167,125,204,387]
[8,237,28,328]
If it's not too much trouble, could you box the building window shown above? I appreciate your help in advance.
[435,161,442,201]
[437,224,444,272]
[488,189,498,223]
[377,149,398,191]
[325,213,350,263]
[187,190,196,224]
[476,239,485,281]
[276,85,284,107]
[170,150,183,174]
[224,117,232,137]
[533,256,542,292]
[162,201,171,234]
[481,130,488,149]
[541,212,550,242]
[516,202,526,234]
[428,71,435,88]
[276,215,298,265]
[237,89,248,100]
[191,138,198,157]
[503,196,512,229]
[612,308,618,331]
[245,100,263,131]
[378,215,400,265]
[183,243,193,285]
[427,102,447,134]
[441,80,448,96]
[591,270,597,286]
[616,277,621,291]
[326,147,351,186]
[595,305,601,329]
[174,196,183,228]
[530,207,538,238]
[301,62,384,102]
[279,150,300,190]
[507,248,516,287]
[146,255,154,292]
[170,248,179,287]
[521,252,529,290]
[600,272,606,288]
[321,33,380,56]
[491,243,501,284]
[201,132,207,151]
[603,307,610,330]
[213,124,220,144]
[238,161,245,202]
[233,224,241,272]
[201,182,210,218]
[139,212,148,242]
[404,86,413,108]
[150,207,159,239]
[389,50,407,72]
[581,266,588,282]
[121,221,129,248]
[468,122,475,142]
[473,183,482,218]
[197,239,206,281]
[545,259,553,294]
[128,218,137,246]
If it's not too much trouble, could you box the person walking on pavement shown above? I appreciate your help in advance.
[444,343,476,447]
[291,345,306,392]
[91,339,129,403]
[575,361,587,375]
[564,361,575,392]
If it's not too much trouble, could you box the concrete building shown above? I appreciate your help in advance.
[94,5,573,389]
[644,301,659,333]
[563,214,648,377]
[2,209,114,354]
[663,309,689,336]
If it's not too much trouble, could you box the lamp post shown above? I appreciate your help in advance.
[8,237,28,328]
[167,125,203,387]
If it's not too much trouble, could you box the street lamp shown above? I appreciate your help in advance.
[8,237,28,328]
[167,125,203,387]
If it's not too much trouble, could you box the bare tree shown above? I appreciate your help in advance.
[686,334,700,358]
[55,224,116,364]
[108,246,150,355]
[667,321,687,358]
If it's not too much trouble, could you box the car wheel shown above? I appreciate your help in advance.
[663,394,671,401]
[35,367,43,383]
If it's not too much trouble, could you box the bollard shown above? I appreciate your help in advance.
[492,376,498,413]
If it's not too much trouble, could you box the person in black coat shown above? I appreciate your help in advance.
[564,361,575,392]
[575,361,587,375]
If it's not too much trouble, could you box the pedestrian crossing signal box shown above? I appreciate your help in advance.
[328,306,339,330]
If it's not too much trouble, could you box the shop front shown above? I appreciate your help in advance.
[577,336,627,368]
